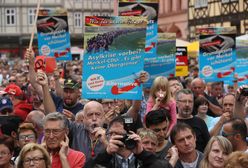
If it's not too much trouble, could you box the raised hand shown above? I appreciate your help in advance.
[59,135,69,158]
[36,70,49,87]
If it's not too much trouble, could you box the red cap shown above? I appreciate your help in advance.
[4,84,23,97]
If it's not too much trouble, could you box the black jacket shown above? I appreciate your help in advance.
[85,149,173,168]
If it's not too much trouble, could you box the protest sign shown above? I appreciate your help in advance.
[236,35,248,86]
[198,27,236,83]
[144,33,176,88]
[118,0,159,58]
[83,16,147,100]
[37,8,72,61]
[175,47,188,77]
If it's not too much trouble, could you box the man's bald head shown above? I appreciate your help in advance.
[26,110,45,129]
[191,78,206,97]
[82,101,104,131]
[83,101,104,114]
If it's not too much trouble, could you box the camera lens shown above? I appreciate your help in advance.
[125,138,136,150]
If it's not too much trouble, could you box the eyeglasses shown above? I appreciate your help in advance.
[177,100,194,104]
[23,157,44,165]
[44,129,64,136]
[9,80,16,83]
[221,131,238,137]
[0,151,10,157]
[19,134,36,141]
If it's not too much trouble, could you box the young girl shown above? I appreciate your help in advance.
[145,76,177,136]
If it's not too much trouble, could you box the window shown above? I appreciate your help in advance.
[194,0,208,9]
[28,8,36,25]
[74,12,82,27]
[92,12,100,16]
[5,8,16,25]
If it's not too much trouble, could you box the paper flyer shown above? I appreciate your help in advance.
[198,27,236,83]
[144,33,176,88]
[236,35,248,86]
[37,8,72,61]
[83,16,147,100]
[118,0,159,58]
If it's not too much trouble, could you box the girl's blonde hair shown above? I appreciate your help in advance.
[200,136,233,168]
[150,76,171,104]
[17,143,51,168]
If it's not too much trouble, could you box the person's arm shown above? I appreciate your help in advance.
[200,94,223,116]
[126,100,141,121]
[36,70,56,114]
[126,71,148,121]
[167,146,179,167]
[25,49,43,97]
[167,100,177,137]
[208,101,223,116]
[209,113,230,137]
[53,69,64,97]
[59,136,70,168]
[129,132,173,168]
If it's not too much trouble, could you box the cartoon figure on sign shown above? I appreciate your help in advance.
[145,42,156,52]
[237,75,248,82]
[54,48,70,58]
[111,79,141,95]
[217,67,235,78]
[111,72,148,95]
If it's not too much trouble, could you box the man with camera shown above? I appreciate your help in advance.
[87,116,173,168]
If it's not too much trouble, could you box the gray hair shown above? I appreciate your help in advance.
[175,89,194,101]
[43,112,67,129]
[26,110,45,129]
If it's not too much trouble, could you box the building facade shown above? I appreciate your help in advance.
[188,0,248,40]
[158,0,188,39]
[0,0,113,57]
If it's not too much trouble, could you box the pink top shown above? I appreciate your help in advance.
[145,97,177,131]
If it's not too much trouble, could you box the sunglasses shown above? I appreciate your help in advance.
[221,131,238,137]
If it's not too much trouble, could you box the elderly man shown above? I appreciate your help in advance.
[43,112,86,168]
[36,63,143,164]
[191,78,222,117]
[25,110,45,144]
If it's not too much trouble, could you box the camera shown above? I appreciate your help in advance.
[120,117,136,150]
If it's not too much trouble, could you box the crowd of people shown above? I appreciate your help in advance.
[86,28,145,53]
[0,48,247,168]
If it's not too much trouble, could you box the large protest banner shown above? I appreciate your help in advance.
[118,0,159,58]
[144,33,176,88]
[83,16,147,100]
[236,35,248,86]
[37,8,72,61]
[198,27,236,83]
